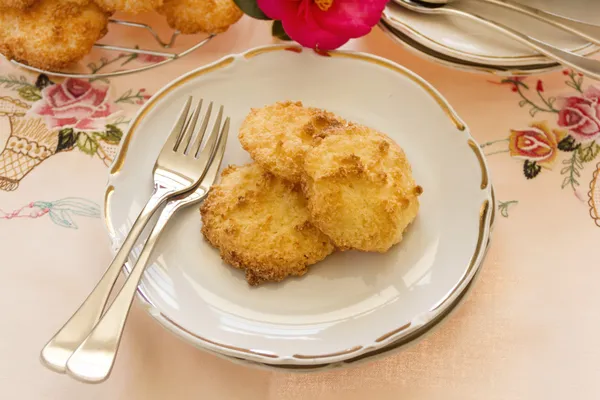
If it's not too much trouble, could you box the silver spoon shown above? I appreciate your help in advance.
[415,0,600,45]
[393,0,600,80]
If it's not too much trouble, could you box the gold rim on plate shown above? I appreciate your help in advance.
[103,44,494,365]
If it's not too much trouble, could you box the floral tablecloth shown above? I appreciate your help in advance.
[1,17,600,400]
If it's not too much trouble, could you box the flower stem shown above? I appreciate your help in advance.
[485,149,510,156]
[498,200,518,218]
[115,89,147,104]
[536,89,559,113]
[0,76,36,90]
[88,53,132,81]
[516,84,557,114]
[566,70,584,93]
[480,138,509,148]
[561,150,582,191]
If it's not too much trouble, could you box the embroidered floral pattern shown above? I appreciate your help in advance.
[487,70,600,226]
[508,122,566,171]
[28,78,120,131]
[0,69,151,191]
[0,197,100,228]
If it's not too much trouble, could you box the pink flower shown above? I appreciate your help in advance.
[28,78,119,132]
[258,0,389,50]
[536,80,544,92]
[137,54,168,64]
[557,86,600,143]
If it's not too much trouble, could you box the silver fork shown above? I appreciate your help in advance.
[393,0,600,80]
[65,114,230,383]
[40,97,224,373]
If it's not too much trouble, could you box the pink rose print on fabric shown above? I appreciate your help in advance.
[137,54,168,64]
[557,86,600,143]
[28,78,120,132]
[257,0,389,50]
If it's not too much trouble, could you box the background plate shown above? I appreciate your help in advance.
[385,0,599,66]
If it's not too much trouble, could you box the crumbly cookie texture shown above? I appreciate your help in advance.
[239,101,344,183]
[200,163,335,286]
[0,0,109,70]
[302,123,422,252]
[93,0,161,13]
[0,0,38,10]
[157,0,243,34]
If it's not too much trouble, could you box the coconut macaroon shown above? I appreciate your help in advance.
[239,101,344,183]
[200,163,335,286]
[93,0,160,13]
[0,0,109,70]
[0,0,38,10]
[157,0,243,34]
[302,124,422,253]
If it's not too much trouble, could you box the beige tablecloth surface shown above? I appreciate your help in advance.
[1,16,600,400]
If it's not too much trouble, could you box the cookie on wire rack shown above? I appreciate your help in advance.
[157,0,243,34]
[93,0,161,13]
[0,0,110,70]
[0,0,38,10]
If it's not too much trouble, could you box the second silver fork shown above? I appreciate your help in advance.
[65,113,230,383]
[40,97,228,376]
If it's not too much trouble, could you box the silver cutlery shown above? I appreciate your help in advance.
[393,0,600,80]
[64,109,229,383]
[414,0,600,46]
[40,97,228,375]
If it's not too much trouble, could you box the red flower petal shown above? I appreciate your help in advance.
[30,102,55,117]
[536,80,544,92]
[312,0,388,38]
[257,0,300,20]
[584,85,600,102]
[282,12,350,50]
[49,104,97,119]
[90,102,117,119]
[559,95,592,109]
[45,116,79,129]
[558,108,582,128]
[75,118,104,131]
[44,84,71,108]
[65,78,91,98]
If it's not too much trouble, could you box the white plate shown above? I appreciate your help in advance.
[384,0,599,67]
[378,20,563,76]
[104,45,493,366]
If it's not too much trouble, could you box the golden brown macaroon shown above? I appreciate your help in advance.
[239,101,344,183]
[93,0,160,13]
[201,163,335,286]
[0,0,38,10]
[157,0,243,34]
[302,124,422,253]
[0,0,109,70]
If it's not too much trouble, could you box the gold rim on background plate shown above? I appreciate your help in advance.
[103,44,494,366]
[382,5,599,65]
[378,20,570,77]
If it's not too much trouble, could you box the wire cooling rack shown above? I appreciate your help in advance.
[8,18,215,79]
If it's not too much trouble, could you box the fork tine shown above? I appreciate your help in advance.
[195,105,223,167]
[202,117,229,187]
[176,100,203,154]
[190,101,213,158]
[161,96,192,153]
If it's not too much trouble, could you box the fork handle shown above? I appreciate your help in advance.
[480,0,600,46]
[40,184,173,373]
[65,200,177,383]
[445,3,600,80]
